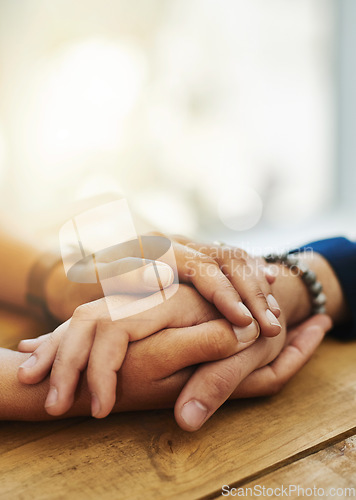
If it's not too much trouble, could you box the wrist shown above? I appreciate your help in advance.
[298,252,349,325]
[270,263,311,327]
[269,251,348,327]
[44,261,67,320]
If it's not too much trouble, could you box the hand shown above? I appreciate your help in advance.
[174,314,332,430]
[45,234,282,340]
[18,285,261,418]
[152,233,282,337]
[231,314,332,398]
[16,309,331,428]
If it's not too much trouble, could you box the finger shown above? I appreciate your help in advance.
[231,274,281,337]
[218,255,281,337]
[282,314,331,346]
[87,321,129,418]
[132,318,261,380]
[17,325,66,384]
[44,308,103,416]
[173,243,254,329]
[172,240,281,336]
[231,314,332,398]
[18,333,52,353]
[101,283,218,341]
[46,285,215,415]
[174,335,275,431]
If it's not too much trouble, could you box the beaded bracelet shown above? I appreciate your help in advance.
[264,253,327,315]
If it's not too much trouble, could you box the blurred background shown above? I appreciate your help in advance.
[0,0,354,252]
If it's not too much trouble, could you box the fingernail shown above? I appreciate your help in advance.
[233,320,260,343]
[19,339,36,345]
[19,355,37,369]
[45,386,58,408]
[264,267,277,285]
[91,393,101,417]
[143,263,174,289]
[181,400,208,430]
[266,309,281,328]
[267,294,280,313]
[238,302,253,318]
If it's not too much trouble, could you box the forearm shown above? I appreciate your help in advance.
[0,348,91,420]
[0,226,41,311]
[0,347,187,420]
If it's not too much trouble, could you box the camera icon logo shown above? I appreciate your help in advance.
[59,199,178,320]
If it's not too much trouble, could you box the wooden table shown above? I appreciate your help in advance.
[0,308,355,500]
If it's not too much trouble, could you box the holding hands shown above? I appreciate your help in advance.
[45,234,282,338]
[17,234,331,430]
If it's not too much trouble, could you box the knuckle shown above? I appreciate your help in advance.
[268,368,284,395]
[211,280,236,303]
[201,322,233,360]
[209,372,232,398]
[244,286,267,305]
[195,302,219,323]
[46,333,59,348]
[206,364,238,399]
[213,247,229,262]
[188,253,218,277]
[254,289,267,301]
[197,251,217,266]
[219,259,241,280]
[51,353,65,371]
[235,255,249,268]
[200,253,219,266]
[72,304,88,320]
[96,316,110,329]
[73,299,107,321]
[182,246,219,280]
[52,348,78,372]
[270,380,283,396]
[232,247,249,260]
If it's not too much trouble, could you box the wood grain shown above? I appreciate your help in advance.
[0,309,356,499]
[234,436,356,499]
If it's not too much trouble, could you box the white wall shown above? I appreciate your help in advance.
[0,0,341,248]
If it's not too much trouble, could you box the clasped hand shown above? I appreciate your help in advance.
[17,236,332,431]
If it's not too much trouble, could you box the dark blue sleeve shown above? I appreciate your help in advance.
[293,237,356,341]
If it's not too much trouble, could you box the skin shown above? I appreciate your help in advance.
[173,249,349,430]
[0,224,281,337]
[0,223,282,421]
[0,223,349,428]
[17,245,283,420]
[0,307,330,422]
[14,249,348,430]
[45,237,282,335]
[17,285,265,418]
